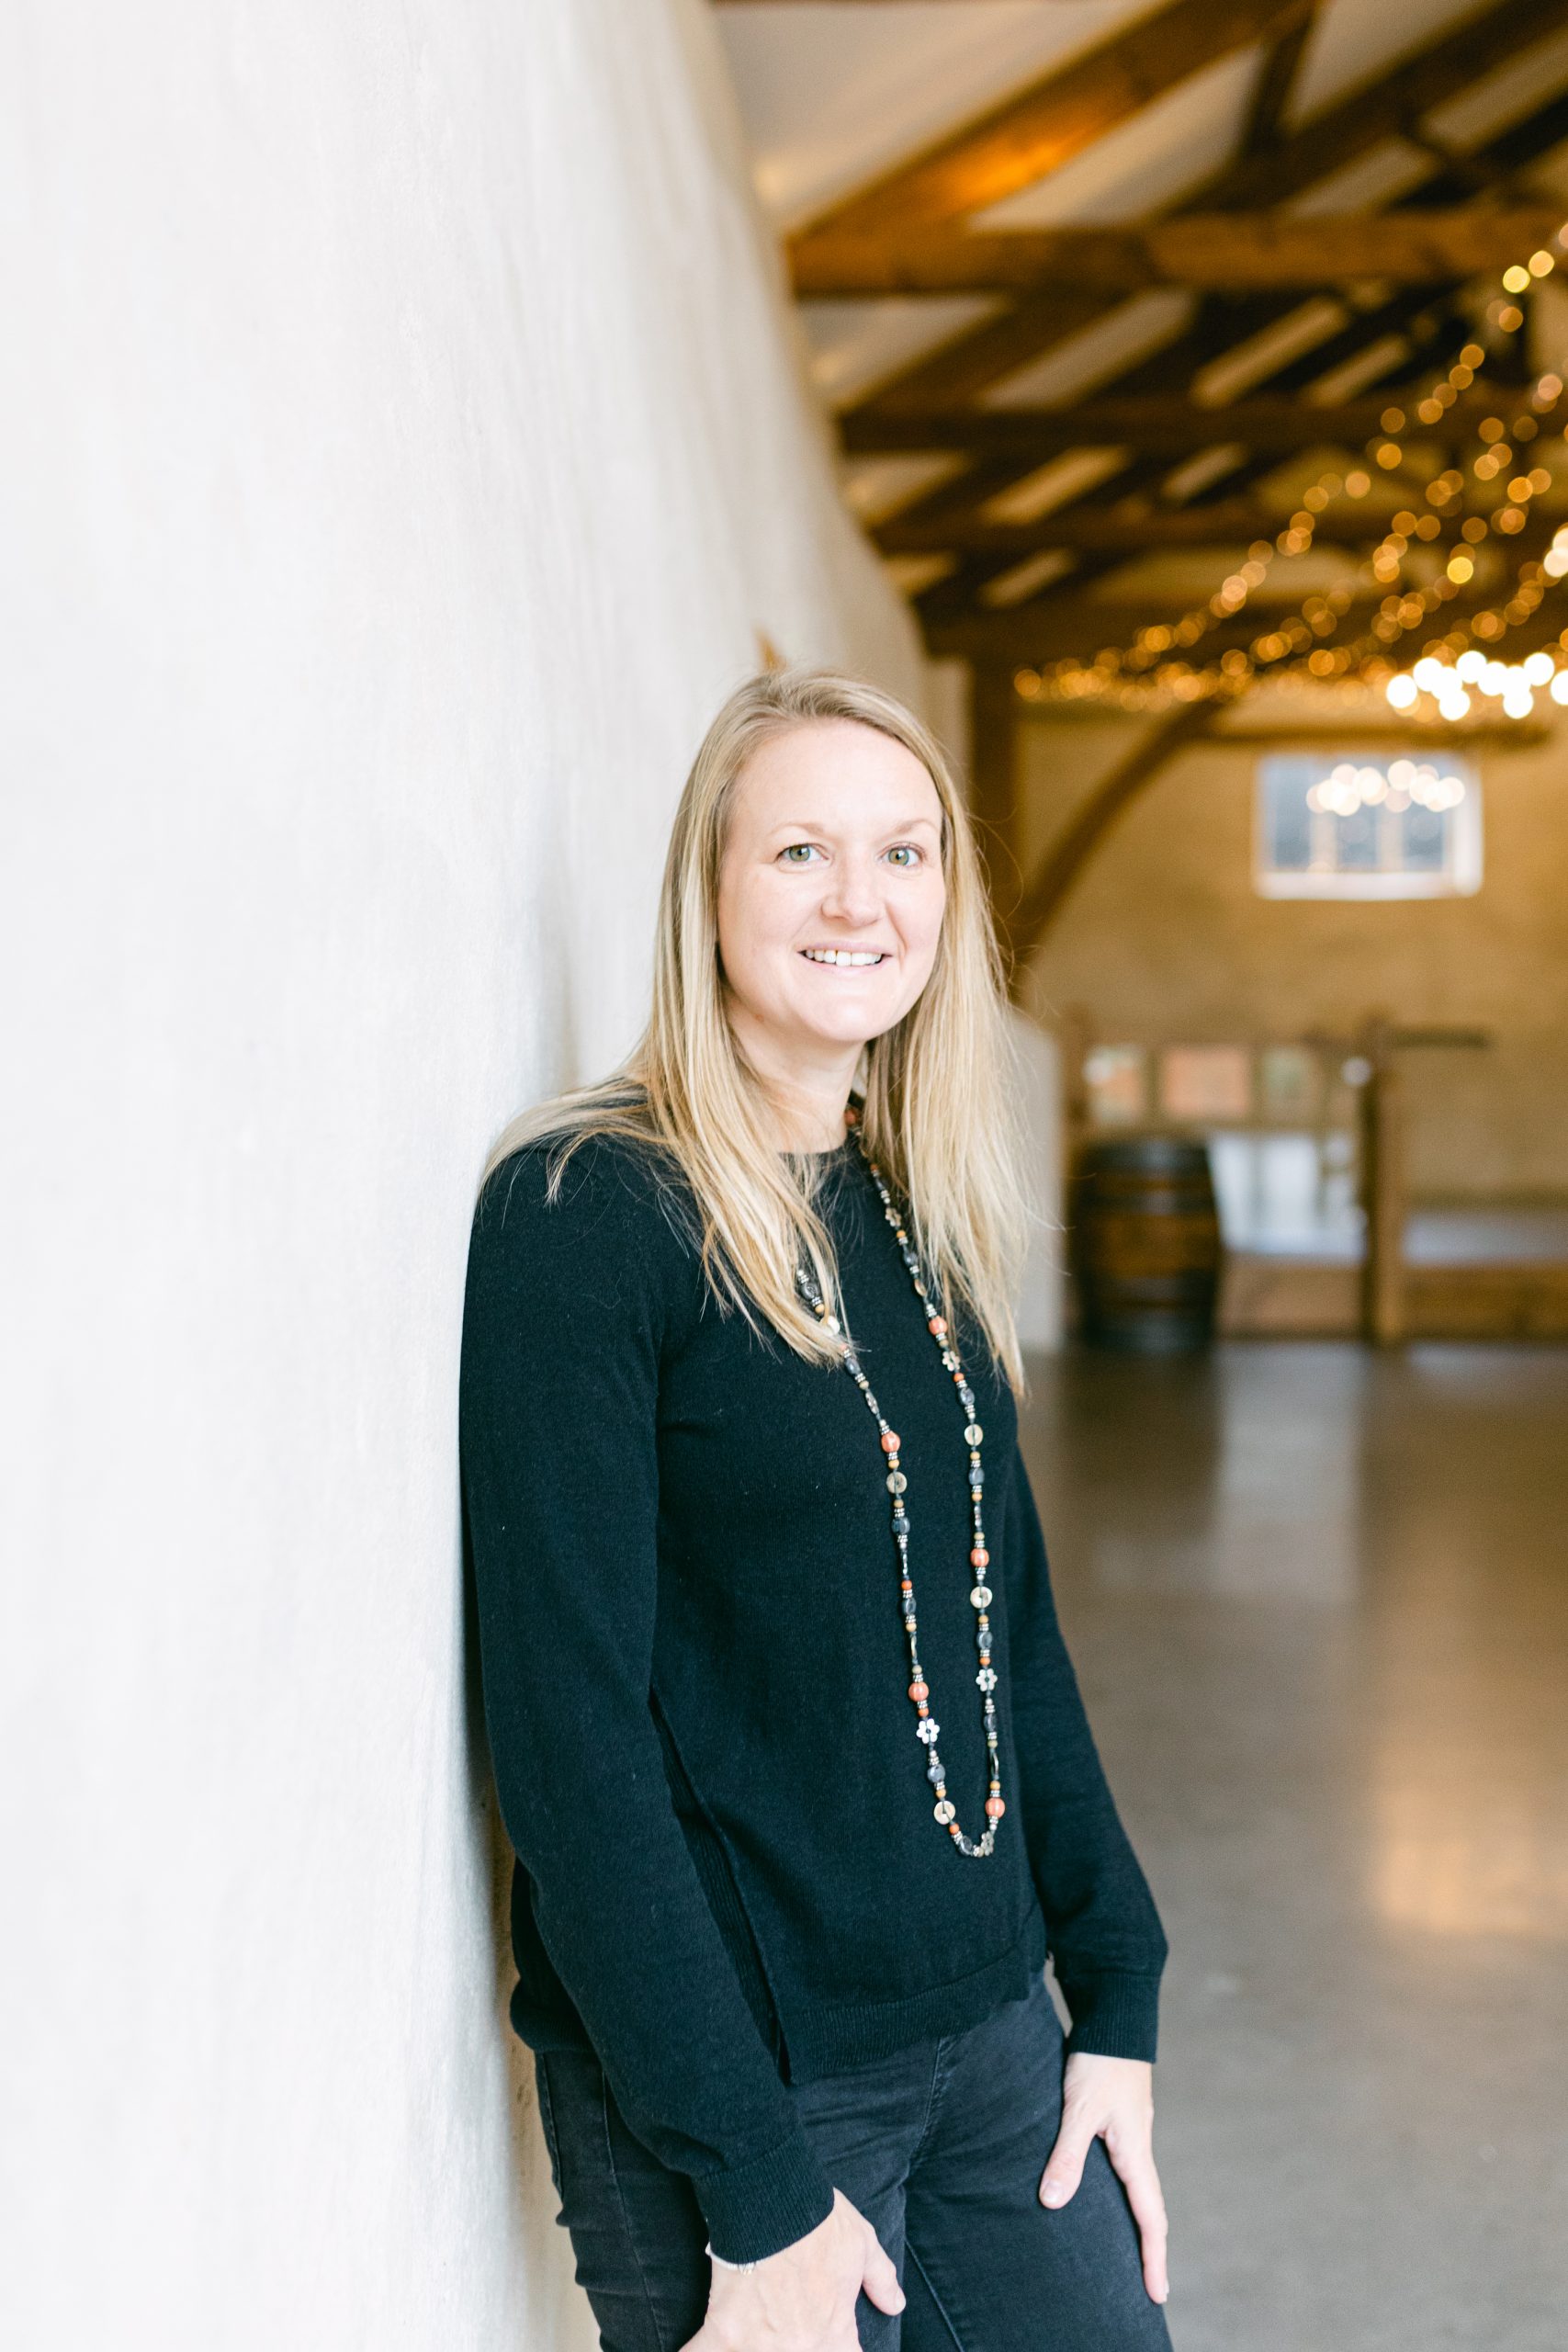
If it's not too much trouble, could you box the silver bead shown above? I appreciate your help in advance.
[970,1584,992,1609]
[886,1471,907,1493]
[933,1800,955,1824]
[964,1423,983,1446]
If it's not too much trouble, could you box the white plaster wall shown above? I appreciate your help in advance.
[0,5,923,2346]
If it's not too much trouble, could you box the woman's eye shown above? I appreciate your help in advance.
[886,844,921,868]
[779,842,823,865]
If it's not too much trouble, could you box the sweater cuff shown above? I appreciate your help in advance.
[1060,1969,1164,2064]
[693,2132,837,2266]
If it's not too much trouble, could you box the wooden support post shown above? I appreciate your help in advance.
[1056,1001,1095,1189]
[1359,1018,1407,1346]
[967,662,1022,968]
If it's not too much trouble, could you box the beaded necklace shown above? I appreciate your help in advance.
[794,1107,1005,1860]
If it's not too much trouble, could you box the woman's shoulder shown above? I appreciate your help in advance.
[472,1125,699,1267]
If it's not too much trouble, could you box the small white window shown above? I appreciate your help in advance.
[1256,752,1482,899]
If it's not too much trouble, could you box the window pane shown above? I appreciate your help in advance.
[1256,752,1481,899]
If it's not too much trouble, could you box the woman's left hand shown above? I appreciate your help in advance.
[1038,2052,1168,2306]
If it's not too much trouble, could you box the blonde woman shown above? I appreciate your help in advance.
[460,669,1171,2352]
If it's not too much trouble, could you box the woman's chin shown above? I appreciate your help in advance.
[793,1002,905,1051]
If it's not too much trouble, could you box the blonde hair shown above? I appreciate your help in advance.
[484,666,1027,1388]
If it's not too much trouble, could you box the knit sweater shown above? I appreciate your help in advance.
[458,1129,1168,2263]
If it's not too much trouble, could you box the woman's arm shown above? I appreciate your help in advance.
[999,1440,1168,2061]
[1001,1443,1172,2304]
[459,1138,834,2264]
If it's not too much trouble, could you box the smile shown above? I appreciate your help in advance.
[800,947,887,967]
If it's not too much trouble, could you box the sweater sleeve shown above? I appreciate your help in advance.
[999,1441,1168,2062]
[459,1138,836,2263]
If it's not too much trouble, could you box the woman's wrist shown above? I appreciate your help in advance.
[705,2240,760,2273]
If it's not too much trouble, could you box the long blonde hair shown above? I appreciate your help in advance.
[484,666,1027,1388]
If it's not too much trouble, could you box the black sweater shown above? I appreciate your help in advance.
[459,1130,1167,2263]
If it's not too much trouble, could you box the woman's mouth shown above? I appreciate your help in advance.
[800,947,887,967]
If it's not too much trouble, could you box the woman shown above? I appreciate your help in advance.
[460,668,1171,2352]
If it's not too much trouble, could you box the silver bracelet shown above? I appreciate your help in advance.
[705,2240,760,2273]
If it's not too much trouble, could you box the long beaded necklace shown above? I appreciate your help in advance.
[794,1106,1005,1860]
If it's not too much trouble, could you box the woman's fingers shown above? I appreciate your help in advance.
[1038,2093,1096,2209]
[860,2215,907,2315]
[1110,2137,1169,2304]
[1039,2052,1168,2308]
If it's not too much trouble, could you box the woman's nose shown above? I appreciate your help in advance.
[820,861,882,922]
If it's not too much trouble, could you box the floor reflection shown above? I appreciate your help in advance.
[1019,1341,1568,2352]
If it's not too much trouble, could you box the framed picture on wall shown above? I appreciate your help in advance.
[1159,1045,1252,1122]
[1083,1044,1148,1125]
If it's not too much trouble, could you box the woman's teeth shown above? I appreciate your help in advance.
[802,948,885,967]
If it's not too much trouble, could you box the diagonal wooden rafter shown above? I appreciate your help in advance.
[1004,702,1217,978]
[787,0,1314,247]
[1237,6,1317,160]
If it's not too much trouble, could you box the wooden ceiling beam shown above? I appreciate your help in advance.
[795,208,1566,297]
[923,586,1565,664]
[785,0,1313,245]
[843,390,1552,458]
[876,503,1560,557]
[908,103,1568,625]
[836,0,1567,417]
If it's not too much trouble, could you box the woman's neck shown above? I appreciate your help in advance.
[769,1080,852,1154]
[728,1010,860,1152]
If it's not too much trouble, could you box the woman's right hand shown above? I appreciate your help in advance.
[682,2188,906,2351]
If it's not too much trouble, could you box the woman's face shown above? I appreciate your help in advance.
[716,718,947,1064]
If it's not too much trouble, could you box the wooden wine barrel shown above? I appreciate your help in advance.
[1069,1136,1222,1354]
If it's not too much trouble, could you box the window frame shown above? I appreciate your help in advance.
[1254,749,1483,901]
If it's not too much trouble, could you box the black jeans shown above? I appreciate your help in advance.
[532,1970,1174,2351]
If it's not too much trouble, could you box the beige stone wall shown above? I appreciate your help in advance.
[1017,712,1568,1198]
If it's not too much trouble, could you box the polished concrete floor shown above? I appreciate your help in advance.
[1019,1342,1568,2352]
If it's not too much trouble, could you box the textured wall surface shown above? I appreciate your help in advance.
[1018,718,1568,1198]
[0,5,922,2346]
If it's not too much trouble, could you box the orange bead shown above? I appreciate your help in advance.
[881,1430,900,1453]
[970,1547,989,1568]
[985,1796,1006,1820]
[928,1315,947,1335]
[908,1679,928,1702]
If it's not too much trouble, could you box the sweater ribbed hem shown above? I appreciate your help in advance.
[694,2133,837,2266]
[1059,1968,1164,2064]
[779,1906,1049,2082]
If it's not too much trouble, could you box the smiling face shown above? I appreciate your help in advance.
[716,718,947,1119]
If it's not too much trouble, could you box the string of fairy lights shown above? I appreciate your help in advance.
[1011,234,1568,724]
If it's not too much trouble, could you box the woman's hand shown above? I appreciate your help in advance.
[682,2187,905,2352]
[1039,2052,1168,2306]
